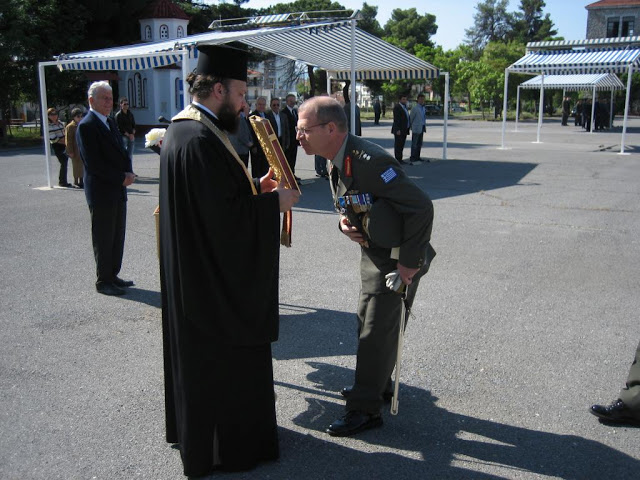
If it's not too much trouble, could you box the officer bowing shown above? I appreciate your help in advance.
[296,96,436,437]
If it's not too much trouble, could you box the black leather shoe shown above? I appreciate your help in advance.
[341,386,393,403]
[590,399,640,425]
[326,411,383,437]
[113,277,134,287]
[96,283,125,296]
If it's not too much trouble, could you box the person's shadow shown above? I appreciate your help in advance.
[269,361,638,479]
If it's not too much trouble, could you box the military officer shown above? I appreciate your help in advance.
[296,96,436,437]
[590,339,640,426]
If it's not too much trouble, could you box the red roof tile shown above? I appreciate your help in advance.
[138,0,190,20]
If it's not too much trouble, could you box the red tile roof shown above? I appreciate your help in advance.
[138,0,190,20]
[586,0,640,8]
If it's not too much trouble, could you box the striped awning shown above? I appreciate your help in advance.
[53,19,438,80]
[520,73,626,91]
[509,46,640,74]
[242,22,438,80]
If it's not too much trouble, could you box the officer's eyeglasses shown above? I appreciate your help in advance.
[295,122,328,136]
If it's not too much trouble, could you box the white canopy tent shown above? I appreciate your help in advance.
[38,15,444,187]
[500,37,640,153]
[513,73,626,133]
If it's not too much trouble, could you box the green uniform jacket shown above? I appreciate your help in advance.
[331,134,435,292]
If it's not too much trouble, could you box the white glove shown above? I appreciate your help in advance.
[385,270,404,293]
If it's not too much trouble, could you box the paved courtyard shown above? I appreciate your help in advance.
[1,116,639,479]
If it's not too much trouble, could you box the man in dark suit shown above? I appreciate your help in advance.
[297,96,435,437]
[249,97,269,178]
[77,81,136,296]
[265,97,290,153]
[392,94,410,164]
[282,94,299,176]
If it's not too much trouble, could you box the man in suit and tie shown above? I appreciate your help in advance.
[281,94,299,179]
[250,97,269,178]
[266,97,290,155]
[391,94,410,165]
[76,81,136,296]
[409,93,427,164]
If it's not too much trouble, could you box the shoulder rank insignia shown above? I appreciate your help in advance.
[351,149,371,161]
[345,155,352,177]
[381,167,397,184]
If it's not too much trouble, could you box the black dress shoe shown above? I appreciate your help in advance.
[590,399,640,425]
[326,410,383,437]
[113,277,135,287]
[341,386,393,403]
[96,283,126,296]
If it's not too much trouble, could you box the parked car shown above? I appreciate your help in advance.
[424,104,441,115]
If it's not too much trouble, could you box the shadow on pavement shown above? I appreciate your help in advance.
[267,362,640,479]
[296,159,538,212]
[273,305,356,361]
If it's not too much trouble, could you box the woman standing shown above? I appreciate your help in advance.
[47,108,71,187]
[64,108,84,188]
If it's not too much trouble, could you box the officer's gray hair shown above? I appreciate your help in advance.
[299,96,347,133]
[88,81,112,99]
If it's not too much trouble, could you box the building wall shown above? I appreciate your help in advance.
[587,6,640,38]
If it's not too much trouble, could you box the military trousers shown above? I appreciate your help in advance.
[619,339,640,417]
[346,250,422,414]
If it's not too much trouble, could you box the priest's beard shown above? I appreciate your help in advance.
[218,98,241,133]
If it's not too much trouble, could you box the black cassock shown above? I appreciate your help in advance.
[159,107,281,477]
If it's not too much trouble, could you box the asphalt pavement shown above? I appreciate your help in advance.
[1,116,639,479]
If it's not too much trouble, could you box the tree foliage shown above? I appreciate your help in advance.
[464,0,512,56]
[509,0,557,44]
[383,8,437,55]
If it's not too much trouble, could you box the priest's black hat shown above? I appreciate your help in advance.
[195,44,248,82]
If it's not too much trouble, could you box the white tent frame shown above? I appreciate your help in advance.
[500,37,640,154]
[38,15,448,187]
[513,73,626,134]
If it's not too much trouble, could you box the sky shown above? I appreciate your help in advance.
[211,0,590,50]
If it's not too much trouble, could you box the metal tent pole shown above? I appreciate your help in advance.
[443,71,449,160]
[38,62,52,188]
[500,68,509,149]
[515,86,521,132]
[535,73,544,143]
[619,64,633,155]
[590,86,596,133]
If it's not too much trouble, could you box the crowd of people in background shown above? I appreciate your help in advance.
[571,97,614,131]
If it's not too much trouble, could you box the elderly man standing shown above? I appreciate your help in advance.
[296,96,435,437]
[249,96,270,178]
[159,44,299,477]
[76,81,136,296]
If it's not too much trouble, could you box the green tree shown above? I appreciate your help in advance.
[383,8,437,55]
[464,0,512,56]
[458,40,525,118]
[358,2,383,37]
[509,0,557,44]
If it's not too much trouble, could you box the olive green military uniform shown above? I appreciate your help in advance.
[329,134,435,414]
[619,340,640,417]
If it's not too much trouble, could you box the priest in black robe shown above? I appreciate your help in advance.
[159,44,300,477]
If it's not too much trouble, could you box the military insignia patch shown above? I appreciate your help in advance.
[380,167,397,184]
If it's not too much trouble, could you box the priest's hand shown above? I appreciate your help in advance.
[339,215,365,244]
[123,172,136,186]
[275,184,300,212]
[260,168,278,193]
[397,262,419,286]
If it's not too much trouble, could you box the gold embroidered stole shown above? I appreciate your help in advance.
[172,104,257,195]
